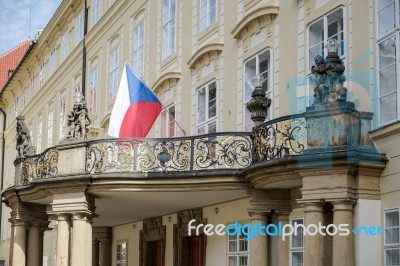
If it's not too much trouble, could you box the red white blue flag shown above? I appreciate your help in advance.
[108,63,161,138]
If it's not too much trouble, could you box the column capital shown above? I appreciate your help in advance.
[9,218,29,227]
[71,212,90,221]
[331,200,356,211]
[303,201,326,213]
[55,213,71,221]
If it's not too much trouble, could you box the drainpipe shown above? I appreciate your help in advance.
[81,0,88,97]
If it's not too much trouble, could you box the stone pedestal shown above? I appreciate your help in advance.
[304,102,376,152]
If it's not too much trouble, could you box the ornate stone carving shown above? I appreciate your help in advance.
[67,96,91,140]
[16,115,35,159]
[311,39,347,105]
[246,75,271,126]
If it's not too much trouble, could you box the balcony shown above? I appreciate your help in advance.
[16,114,308,187]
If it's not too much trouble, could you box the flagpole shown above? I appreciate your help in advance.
[124,60,187,136]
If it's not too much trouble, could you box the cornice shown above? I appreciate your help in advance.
[187,42,224,69]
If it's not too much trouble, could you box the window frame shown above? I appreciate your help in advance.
[307,7,346,72]
[116,240,128,266]
[132,22,145,77]
[109,45,120,101]
[75,10,84,45]
[290,217,305,266]
[59,90,67,140]
[89,64,99,116]
[160,104,176,137]
[196,80,218,134]
[243,48,272,131]
[92,0,101,26]
[50,47,57,75]
[61,30,69,61]
[162,0,176,61]
[227,225,250,266]
[384,208,400,266]
[47,103,54,148]
[199,0,217,32]
[376,0,400,126]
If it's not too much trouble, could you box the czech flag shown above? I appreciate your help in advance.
[108,63,162,138]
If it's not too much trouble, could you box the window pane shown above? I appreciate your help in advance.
[379,63,397,96]
[327,9,343,39]
[228,256,237,266]
[210,0,216,25]
[386,211,400,227]
[229,240,237,252]
[292,252,304,266]
[198,87,206,123]
[378,3,395,37]
[309,43,324,68]
[379,0,394,10]
[208,83,216,118]
[386,249,400,266]
[208,121,216,133]
[380,92,397,125]
[239,255,248,266]
[309,19,324,47]
[163,0,169,24]
[379,37,396,70]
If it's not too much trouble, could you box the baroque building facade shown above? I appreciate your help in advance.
[0,0,398,266]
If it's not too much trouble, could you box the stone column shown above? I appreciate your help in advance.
[8,220,15,266]
[249,212,268,266]
[276,213,290,266]
[27,221,42,266]
[12,219,27,266]
[71,213,89,266]
[86,218,93,266]
[92,239,100,266]
[304,202,325,266]
[332,201,355,266]
[56,214,70,266]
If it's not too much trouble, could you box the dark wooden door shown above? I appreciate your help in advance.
[190,236,203,266]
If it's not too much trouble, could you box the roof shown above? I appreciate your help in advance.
[0,40,31,91]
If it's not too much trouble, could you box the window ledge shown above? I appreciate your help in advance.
[370,120,400,140]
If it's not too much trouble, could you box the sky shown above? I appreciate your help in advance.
[0,0,62,55]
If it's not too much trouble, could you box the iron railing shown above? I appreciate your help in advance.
[17,115,307,185]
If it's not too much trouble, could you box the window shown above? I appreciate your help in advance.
[377,0,400,125]
[30,76,35,98]
[243,49,271,131]
[384,209,400,266]
[92,0,101,26]
[89,65,98,115]
[160,105,175,137]
[39,63,45,88]
[15,96,19,116]
[199,0,216,32]
[162,0,176,60]
[75,75,82,93]
[133,22,145,77]
[197,81,217,134]
[76,11,84,44]
[290,218,304,266]
[308,8,344,68]
[116,241,127,266]
[50,48,56,75]
[21,87,26,109]
[48,103,54,148]
[61,30,69,61]
[59,91,66,139]
[37,115,43,153]
[227,226,249,266]
[109,46,119,101]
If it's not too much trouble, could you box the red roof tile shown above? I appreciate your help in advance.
[0,40,31,91]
